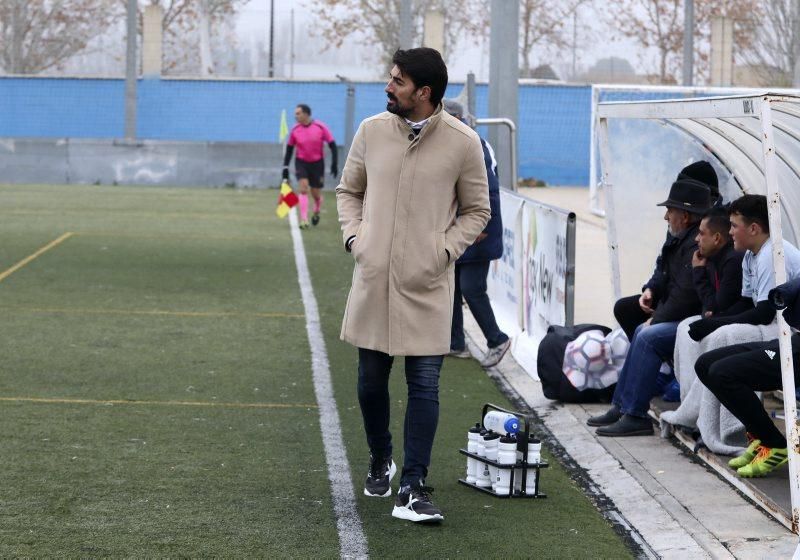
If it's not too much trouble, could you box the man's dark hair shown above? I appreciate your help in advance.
[728,194,769,234]
[702,208,731,237]
[297,104,311,116]
[391,48,448,106]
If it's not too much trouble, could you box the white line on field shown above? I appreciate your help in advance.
[288,210,368,560]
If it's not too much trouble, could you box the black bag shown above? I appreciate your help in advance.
[537,323,616,403]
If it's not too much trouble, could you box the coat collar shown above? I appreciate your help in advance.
[393,103,445,141]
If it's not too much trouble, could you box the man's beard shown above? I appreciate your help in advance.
[386,94,413,118]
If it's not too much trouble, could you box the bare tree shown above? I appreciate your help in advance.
[745,0,800,86]
[308,0,485,69]
[607,0,757,84]
[607,0,683,83]
[120,0,244,74]
[0,0,117,74]
[516,0,589,78]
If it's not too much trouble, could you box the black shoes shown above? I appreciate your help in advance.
[364,455,396,497]
[391,483,444,523]
[311,211,320,226]
[595,414,654,437]
[586,405,622,427]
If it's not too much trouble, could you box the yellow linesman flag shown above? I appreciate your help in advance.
[276,180,299,218]
[279,109,289,143]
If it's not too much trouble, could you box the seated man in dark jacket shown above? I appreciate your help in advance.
[691,208,744,317]
[588,178,712,436]
[614,161,721,340]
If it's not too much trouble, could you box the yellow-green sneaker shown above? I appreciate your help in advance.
[728,437,761,469]
[737,446,788,478]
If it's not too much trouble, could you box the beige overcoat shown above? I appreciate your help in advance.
[335,105,490,356]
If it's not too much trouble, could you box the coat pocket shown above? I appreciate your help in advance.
[436,232,448,276]
[352,222,367,262]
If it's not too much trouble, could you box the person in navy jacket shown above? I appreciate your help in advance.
[443,99,510,368]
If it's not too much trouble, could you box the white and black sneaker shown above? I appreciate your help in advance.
[364,455,396,497]
[391,483,444,523]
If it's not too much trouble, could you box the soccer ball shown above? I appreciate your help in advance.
[606,328,630,368]
[563,330,609,390]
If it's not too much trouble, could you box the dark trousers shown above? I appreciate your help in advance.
[612,321,679,417]
[357,348,444,486]
[695,335,800,449]
[451,261,509,351]
[614,294,651,342]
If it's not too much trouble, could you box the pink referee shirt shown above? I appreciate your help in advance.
[287,121,334,162]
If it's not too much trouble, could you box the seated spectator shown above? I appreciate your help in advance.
[614,161,720,341]
[588,177,712,436]
[660,209,749,453]
[695,195,800,477]
[688,195,800,340]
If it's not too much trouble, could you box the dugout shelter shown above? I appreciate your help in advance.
[596,93,800,544]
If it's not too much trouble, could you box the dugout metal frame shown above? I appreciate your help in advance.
[596,94,800,547]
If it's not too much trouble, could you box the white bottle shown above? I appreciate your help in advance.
[466,423,482,484]
[522,436,542,495]
[475,429,492,488]
[483,411,520,435]
[483,433,500,492]
[495,434,517,496]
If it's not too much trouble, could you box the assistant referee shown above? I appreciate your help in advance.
[282,104,338,228]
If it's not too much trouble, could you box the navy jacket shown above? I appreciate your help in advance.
[457,138,503,264]
[770,277,800,330]
[692,241,745,315]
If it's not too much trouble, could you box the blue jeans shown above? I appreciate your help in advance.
[357,348,443,486]
[611,321,679,418]
[451,261,509,351]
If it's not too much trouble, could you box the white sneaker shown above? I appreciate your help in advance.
[480,339,511,367]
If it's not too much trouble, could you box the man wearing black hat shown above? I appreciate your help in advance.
[588,175,712,436]
[614,161,721,340]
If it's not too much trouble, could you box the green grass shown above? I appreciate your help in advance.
[0,183,632,558]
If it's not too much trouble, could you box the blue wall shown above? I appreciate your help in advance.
[0,77,646,186]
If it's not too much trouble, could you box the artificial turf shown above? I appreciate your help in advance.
[0,184,632,558]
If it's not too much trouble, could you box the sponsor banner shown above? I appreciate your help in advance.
[522,200,570,340]
[487,194,570,378]
[487,191,524,336]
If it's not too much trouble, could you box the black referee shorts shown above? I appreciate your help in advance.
[295,159,325,189]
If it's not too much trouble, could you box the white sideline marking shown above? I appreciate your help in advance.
[288,210,368,560]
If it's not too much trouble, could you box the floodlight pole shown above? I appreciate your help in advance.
[596,117,622,303]
[682,0,694,86]
[759,99,800,548]
[124,0,137,140]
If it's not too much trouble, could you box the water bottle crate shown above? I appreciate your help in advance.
[458,448,549,470]
[458,403,547,499]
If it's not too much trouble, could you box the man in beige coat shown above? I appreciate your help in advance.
[336,47,490,523]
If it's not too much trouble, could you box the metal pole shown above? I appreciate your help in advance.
[759,99,800,542]
[682,0,694,86]
[124,0,137,140]
[488,0,519,190]
[399,0,413,49]
[290,8,295,79]
[475,117,517,191]
[596,117,622,302]
[268,0,274,78]
[466,72,476,118]
[588,86,604,217]
[337,75,356,158]
[565,213,576,327]
[572,10,577,80]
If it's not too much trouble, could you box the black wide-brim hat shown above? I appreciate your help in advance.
[656,178,712,214]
